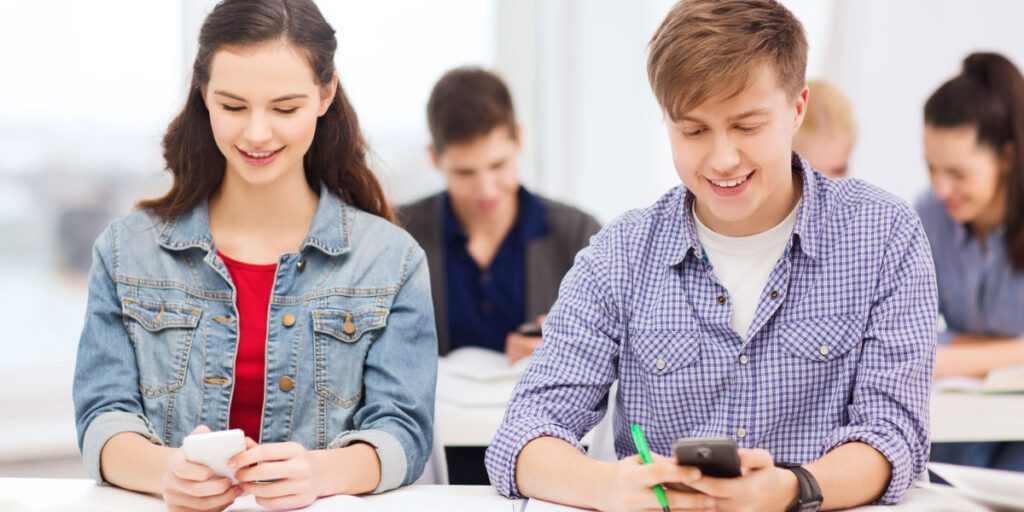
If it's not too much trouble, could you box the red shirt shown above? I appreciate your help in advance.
[219,251,276,442]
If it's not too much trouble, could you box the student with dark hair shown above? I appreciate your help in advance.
[400,67,600,361]
[919,52,1024,471]
[486,0,936,510]
[72,1,437,509]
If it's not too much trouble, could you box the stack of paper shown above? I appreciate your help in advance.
[436,347,530,407]
[926,462,1024,511]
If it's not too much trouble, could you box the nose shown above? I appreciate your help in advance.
[243,110,273,146]
[930,173,953,200]
[708,133,741,174]
[477,171,499,199]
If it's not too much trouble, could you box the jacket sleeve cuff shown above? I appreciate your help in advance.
[329,429,407,494]
[485,422,584,499]
[821,425,919,505]
[82,411,162,484]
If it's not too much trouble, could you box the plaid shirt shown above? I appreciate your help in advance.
[485,155,937,505]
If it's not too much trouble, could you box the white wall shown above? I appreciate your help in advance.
[520,0,1024,223]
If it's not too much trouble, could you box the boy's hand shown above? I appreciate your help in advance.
[162,425,241,512]
[599,453,715,512]
[684,448,800,512]
[506,314,548,363]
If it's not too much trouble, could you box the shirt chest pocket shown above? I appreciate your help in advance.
[121,297,201,397]
[311,307,388,408]
[628,330,707,429]
[776,315,863,424]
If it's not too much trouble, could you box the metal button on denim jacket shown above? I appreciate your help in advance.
[72,187,438,493]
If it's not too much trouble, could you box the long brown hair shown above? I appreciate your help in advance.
[139,0,393,222]
[925,52,1024,270]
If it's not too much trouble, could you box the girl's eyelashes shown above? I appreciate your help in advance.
[220,105,299,115]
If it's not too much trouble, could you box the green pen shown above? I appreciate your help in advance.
[630,424,671,512]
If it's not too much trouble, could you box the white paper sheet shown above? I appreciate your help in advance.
[520,498,594,511]
[227,489,517,512]
[439,346,530,382]
[927,462,1024,511]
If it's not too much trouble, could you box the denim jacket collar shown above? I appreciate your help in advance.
[156,184,353,256]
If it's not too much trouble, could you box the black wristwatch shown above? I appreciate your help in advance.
[776,463,823,512]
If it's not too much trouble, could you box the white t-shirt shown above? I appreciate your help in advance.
[693,201,800,339]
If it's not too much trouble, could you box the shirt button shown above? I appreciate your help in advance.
[738,354,749,365]
[296,260,306,272]
[481,301,493,313]
[735,427,748,439]
[279,376,294,391]
[282,313,296,327]
[769,290,780,300]
[655,358,667,371]
[717,295,727,305]
[818,344,830,356]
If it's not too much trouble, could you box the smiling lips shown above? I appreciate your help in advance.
[707,170,755,196]
[236,146,285,167]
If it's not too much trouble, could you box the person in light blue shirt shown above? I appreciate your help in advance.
[918,52,1024,472]
[485,1,937,511]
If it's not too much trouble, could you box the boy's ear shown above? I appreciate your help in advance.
[428,144,442,170]
[318,74,338,117]
[513,123,524,148]
[1002,141,1015,174]
[792,84,810,132]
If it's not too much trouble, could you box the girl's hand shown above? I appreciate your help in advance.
[163,425,241,512]
[229,441,321,510]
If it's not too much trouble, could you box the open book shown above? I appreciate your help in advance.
[934,364,1024,394]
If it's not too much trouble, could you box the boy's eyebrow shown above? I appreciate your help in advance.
[213,91,309,102]
[679,108,771,124]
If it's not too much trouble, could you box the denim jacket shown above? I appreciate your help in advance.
[73,187,438,493]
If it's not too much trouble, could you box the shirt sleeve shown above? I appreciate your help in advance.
[820,210,937,504]
[485,224,626,498]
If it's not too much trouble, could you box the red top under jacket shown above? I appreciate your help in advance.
[219,251,276,442]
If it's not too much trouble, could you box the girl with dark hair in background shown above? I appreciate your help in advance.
[919,51,1024,471]
[72,0,438,509]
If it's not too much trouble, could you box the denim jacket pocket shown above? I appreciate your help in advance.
[312,307,388,408]
[121,297,201,397]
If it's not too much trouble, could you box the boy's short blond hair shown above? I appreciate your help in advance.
[647,0,808,120]
[796,80,857,145]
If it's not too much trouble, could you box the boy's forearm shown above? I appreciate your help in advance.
[100,432,174,494]
[515,436,614,509]
[805,442,890,510]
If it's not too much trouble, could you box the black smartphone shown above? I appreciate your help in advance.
[671,437,742,478]
[515,321,542,337]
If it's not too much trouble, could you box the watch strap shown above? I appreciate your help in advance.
[776,463,823,512]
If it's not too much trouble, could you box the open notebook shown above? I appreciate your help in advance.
[934,364,1024,394]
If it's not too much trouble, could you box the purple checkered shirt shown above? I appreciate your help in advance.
[485,155,937,505]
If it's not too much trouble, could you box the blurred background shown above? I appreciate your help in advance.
[1,0,1023,477]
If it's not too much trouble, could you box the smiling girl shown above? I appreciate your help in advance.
[72,1,438,510]
[918,52,1024,471]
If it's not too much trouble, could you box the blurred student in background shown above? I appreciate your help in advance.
[793,80,857,178]
[919,52,1024,471]
[73,1,438,509]
[400,67,600,363]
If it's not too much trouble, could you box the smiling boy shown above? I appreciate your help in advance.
[484,1,937,511]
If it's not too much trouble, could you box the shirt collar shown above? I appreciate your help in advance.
[442,185,548,244]
[665,151,823,266]
[156,183,353,256]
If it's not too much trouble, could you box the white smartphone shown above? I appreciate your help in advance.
[182,429,246,483]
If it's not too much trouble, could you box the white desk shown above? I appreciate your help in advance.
[930,391,1024,442]
[0,479,992,512]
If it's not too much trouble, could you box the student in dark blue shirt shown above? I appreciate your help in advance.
[400,67,600,362]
